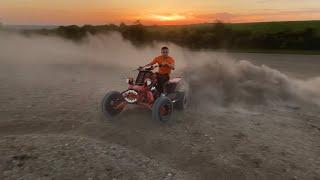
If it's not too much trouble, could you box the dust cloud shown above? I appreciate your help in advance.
[0,31,185,68]
[1,31,319,108]
[183,57,320,108]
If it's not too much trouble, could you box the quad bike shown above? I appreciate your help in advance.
[101,65,187,122]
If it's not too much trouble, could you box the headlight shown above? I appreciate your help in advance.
[123,90,138,103]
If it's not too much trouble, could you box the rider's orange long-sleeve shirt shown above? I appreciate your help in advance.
[151,56,175,75]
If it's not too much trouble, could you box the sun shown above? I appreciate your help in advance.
[151,14,186,21]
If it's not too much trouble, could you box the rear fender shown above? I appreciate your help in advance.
[169,77,181,84]
[165,77,184,94]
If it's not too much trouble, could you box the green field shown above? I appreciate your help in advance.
[229,21,320,34]
[147,20,320,34]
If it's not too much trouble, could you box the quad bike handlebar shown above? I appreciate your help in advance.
[136,65,158,71]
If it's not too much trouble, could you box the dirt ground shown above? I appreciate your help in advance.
[0,33,320,180]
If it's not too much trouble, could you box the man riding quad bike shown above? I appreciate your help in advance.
[101,47,187,122]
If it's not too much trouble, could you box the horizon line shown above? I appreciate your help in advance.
[2,19,320,27]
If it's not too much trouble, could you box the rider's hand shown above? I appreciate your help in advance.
[160,62,168,67]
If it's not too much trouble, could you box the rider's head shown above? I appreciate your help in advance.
[161,46,169,57]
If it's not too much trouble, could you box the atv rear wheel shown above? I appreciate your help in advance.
[152,97,173,122]
[101,91,124,119]
[175,91,187,110]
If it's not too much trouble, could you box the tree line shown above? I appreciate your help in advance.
[118,22,320,50]
[19,22,320,51]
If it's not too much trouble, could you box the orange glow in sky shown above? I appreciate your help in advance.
[0,0,320,25]
[151,14,186,21]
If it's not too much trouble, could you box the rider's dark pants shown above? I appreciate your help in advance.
[156,73,169,93]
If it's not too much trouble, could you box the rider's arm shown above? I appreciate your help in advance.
[168,58,175,70]
[144,57,158,67]
[160,58,175,69]
[162,62,174,69]
[169,64,175,70]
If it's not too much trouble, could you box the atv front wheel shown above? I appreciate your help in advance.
[101,91,124,119]
[152,97,173,122]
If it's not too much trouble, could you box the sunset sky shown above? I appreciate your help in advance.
[1,0,320,25]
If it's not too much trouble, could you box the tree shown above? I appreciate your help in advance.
[120,23,148,43]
